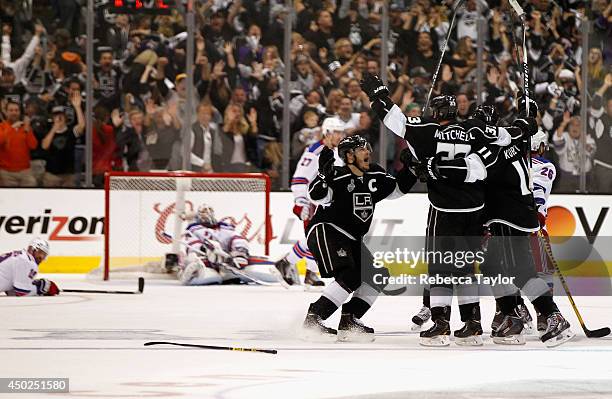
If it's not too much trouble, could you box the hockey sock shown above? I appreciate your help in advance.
[459,302,481,322]
[287,241,308,265]
[309,297,338,320]
[312,280,351,320]
[431,306,451,322]
[531,295,556,318]
[343,283,379,319]
[496,295,517,315]
[423,287,430,308]
[516,292,525,307]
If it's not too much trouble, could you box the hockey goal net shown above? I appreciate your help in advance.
[101,172,271,280]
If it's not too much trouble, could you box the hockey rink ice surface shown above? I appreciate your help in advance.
[2,275,612,399]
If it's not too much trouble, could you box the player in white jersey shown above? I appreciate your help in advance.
[178,204,280,286]
[529,129,558,333]
[0,238,59,296]
[274,119,347,287]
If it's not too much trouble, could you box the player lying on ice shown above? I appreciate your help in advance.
[0,238,59,296]
[176,204,282,286]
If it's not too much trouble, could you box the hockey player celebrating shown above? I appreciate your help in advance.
[434,105,575,347]
[361,74,515,346]
[302,135,417,341]
[0,238,59,296]
[178,204,280,286]
[274,119,346,287]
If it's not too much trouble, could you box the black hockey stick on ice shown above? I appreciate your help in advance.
[162,232,280,287]
[538,231,611,338]
[422,0,466,116]
[62,277,145,294]
[144,341,277,354]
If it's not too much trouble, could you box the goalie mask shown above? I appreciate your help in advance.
[196,204,217,227]
[429,95,457,121]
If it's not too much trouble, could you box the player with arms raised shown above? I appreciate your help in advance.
[0,238,59,296]
[302,135,417,341]
[274,119,346,287]
[177,204,280,286]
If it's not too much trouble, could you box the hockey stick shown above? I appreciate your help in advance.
[422,0,466,116]
[508,0,534,178]
[538,231,611,338]
[62,277,145,294]
[162,232,280,287]
[144,341,277,354]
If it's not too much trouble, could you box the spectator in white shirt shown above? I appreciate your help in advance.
[190,103,222,172]
[553,112,597,192]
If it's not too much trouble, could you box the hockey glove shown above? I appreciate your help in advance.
[230,248,249,269]
[399,148,421,175]
[293,197,311,221]
[415,156,443,182]
[360,74,390,102]
[513,116,538,137]
[318,146,335,181]
[537,212,547,229]
[34,279,60,296]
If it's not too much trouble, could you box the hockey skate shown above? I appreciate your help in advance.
[410,306,431,332]
[301,312,337,342]
[541,312,575,348]
[419,317,450,347]
[490,304,503,336]
[516,303,535,334]
[337,313,375,342]
[274,258,300,286]
[492,314,525,345]
[454,320,483,346]
[304,269,325,291]
[537,311,547,336]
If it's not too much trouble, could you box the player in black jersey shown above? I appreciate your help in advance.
[433,105,575,347]
[361,74,515,346]
[302,135,417,342]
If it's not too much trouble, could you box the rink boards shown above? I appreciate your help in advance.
[1,189,611,276]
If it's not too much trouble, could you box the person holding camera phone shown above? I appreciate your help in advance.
[0,100,38,187]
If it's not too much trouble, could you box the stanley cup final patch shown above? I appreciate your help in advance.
[353,193,373,222]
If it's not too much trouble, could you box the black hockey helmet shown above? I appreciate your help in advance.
[338,135,372,163]
[429,95,457,121]
[470,105,499,125]
[518,94,539,116]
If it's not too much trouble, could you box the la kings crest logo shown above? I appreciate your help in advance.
[353,193,373,222]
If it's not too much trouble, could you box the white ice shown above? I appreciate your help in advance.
[2,274,612,399]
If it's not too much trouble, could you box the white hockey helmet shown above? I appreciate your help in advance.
[321,117,345,136]
[531,128,548,152]
[28,238,50,255]
[196,204,217,227]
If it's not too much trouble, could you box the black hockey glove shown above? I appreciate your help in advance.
[399,148,421,177]
[414,156,443,182]
[513,116,538,137]
[360,74,390,102]
[318,146,335,181]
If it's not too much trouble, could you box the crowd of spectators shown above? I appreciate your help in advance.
[0,0,610,192]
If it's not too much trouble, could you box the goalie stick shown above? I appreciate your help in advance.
[422,0,466,116]
[162,232,283,287]
[538,230,611,338]
[62,277,145,294]
[144,341,277,354]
